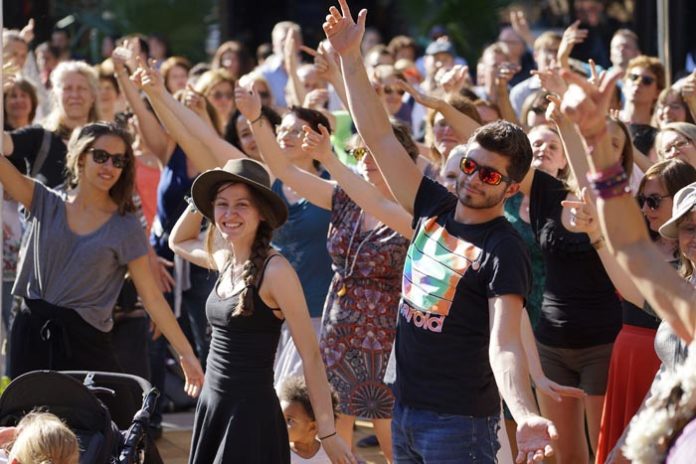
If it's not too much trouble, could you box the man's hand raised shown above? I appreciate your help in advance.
[322,0,367,57]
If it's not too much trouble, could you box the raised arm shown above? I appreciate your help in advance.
[169,207,224,271]
[303,124,413,237]
[324,0,422,213]
[112,46,172,162]
[560,68,696,342]
[493,64,521,125]
[312,41,350,111]
[0,156,34,210]
[235,84,334,210]
[556,20,588,70]
[396,79,481,142]
[283,33,307,108]
[264,257,356,464]
[135,60,246,171]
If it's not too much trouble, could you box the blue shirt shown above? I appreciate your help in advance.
[272,173,333,318]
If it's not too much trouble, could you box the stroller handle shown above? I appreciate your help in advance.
[117,388,160,464]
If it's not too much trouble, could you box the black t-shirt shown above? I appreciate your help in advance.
[530,170,622,348]
[386,177,531,417]
[9,125,67,188]
[628,123,657,156]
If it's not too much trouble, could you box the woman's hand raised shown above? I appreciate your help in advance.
[322,0,367,57]
[301,124,333,163]
[234,83,262,122]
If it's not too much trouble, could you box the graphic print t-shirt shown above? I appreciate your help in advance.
[387,177,531,417]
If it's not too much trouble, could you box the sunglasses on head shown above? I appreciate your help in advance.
[459,157,513,186]
[637,193,670,210]
[628,73,656,86]
[89,148,129,169]
[383,85,405,96]
[349,147,369,161]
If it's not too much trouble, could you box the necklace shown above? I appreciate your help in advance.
[337,210,379,297]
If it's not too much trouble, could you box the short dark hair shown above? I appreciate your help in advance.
[289,106,332,134]
[225,106,282,151]
[278,376,339,420]
[470,120,532,182]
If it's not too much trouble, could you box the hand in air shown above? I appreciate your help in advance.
[322,0,367,56]
[234,83,262,122]
[561,187,600,236]
[132,57,166,95]
[301,124,333,162]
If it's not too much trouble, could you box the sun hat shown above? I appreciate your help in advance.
[191,158,288,227]
[659,181,696,239]
[425,40,455,56]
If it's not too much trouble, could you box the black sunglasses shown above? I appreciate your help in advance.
[383,85,405,96]
[459,157,513,186]
[637,193,670,210]
[89,148,129,169]
[628,73,656,86]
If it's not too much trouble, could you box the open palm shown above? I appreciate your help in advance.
[322,0,367,56]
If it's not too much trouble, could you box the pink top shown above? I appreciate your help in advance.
[135,158,161,236]
[667,416,696,463]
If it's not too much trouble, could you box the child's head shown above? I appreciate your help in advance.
[8,411,79,464]
[279,376,338,444]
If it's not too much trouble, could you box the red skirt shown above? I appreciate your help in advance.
[595,324,661,464]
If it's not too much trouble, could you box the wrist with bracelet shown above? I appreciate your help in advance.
[587,162,631,200]
[248,113,264,125]
[318,431,336,441]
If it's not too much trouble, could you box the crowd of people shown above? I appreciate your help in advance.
[2,0,696,462]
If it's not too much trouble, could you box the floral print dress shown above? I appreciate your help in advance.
[320,187,409,418]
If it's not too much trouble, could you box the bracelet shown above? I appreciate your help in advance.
[587,162,632,199]
[318,431,336,441]
[185,195,198,213]
[248,113,264,125]
[591,235,605,250]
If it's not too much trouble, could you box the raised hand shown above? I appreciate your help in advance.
[510,10,533,48]
[111,42,132,73]
[303,88,330,109]
[19,18,35,44]
[311,41,343,85]
[133,57,166,95]
[559,67,621,139]
[561,188,601,236]
[531,64,568,96]
[496,62,520,88]
[438,64,470,94]
[234,82,262,121]
[179,352,204,398]
[322,0,367,56]
[544,93,566,125]
[516,415,559,464]
[302,124,333,162]
[393,79,442,110]
[557,20,588,68]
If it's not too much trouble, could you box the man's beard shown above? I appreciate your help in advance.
[456,178,507,210]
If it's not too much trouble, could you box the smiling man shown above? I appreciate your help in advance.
[322,0,559,462]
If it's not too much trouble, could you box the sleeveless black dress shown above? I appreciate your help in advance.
[188,257,289,463]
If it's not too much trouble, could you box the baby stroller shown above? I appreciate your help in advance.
[0,370,163,464]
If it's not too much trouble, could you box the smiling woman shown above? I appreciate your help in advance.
[1,122,203,397]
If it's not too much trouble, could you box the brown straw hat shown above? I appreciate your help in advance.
[191,158,288,226]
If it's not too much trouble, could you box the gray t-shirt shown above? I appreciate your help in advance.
[13,182,148,332]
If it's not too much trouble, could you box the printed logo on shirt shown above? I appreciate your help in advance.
[400,217,481,332]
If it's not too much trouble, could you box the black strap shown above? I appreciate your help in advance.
[30,129,53,178]
[256,253,281,290]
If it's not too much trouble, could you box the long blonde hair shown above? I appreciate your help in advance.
[8,412,79,464]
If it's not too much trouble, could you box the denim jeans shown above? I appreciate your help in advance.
[392,400,500,463]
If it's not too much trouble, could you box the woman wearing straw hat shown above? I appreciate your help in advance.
[169,158,355,464]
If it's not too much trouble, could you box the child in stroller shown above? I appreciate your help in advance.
[0,410,79,464]
[0,370,162,464]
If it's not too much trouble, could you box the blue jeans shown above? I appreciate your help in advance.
[392,400,500,463]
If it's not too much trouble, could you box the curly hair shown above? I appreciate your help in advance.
[278,375,340,420]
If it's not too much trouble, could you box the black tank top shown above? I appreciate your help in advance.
[204,255,284,394]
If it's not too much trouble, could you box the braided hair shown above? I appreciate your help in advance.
[232,221,273,317]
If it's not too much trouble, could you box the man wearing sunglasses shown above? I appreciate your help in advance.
[323,2,557,462]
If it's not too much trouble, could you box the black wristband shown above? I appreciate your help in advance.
[248,113,264,125]
[318,431,336,441]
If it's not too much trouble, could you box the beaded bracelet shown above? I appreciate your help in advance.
[587,162,632,200]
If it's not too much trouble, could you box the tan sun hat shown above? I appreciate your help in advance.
[659,182,696,239]
[191,158,288,227]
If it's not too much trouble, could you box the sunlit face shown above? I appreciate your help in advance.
[658,130,696,167]
[206,81,235,123]
[298,66,324,93]
[455,143,515,210]
[6,39,29,68]
[657,93,687,126]
[277,113,309,161]
[377,74,404,115]
[81,135,127,192]
[166,65,189,93]
[58,71,95,121]
[610,34,640,70]
[235,113,259,159]
[281,400,316,444]
[353,142,385,186]
[5,86,32,124]
[213,183,262,243]
[623,65,659,106]
[678,211,696,265]
[534,46,559,72]
[529,127,566,177]
[433,112,462,158]
[440,151,465,194]
[639,177,673,231]
[498,28,524,60]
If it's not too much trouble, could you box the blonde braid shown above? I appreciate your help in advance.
[232,222,273,317]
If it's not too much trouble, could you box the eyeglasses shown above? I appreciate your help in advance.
[275,126,303,139]
[627,73,656,86]
[89,148,128,169]
[383,86,405,96]
[349,147,369,161]
[637,193,670,210]
[459,157,513,186]
[258,90,271,99]
[209,90,234,100]
[661,137,693,157]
